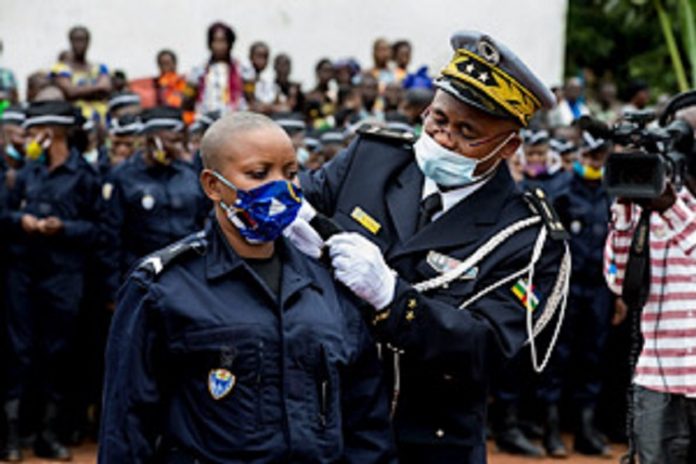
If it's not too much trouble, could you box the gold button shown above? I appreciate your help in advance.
[372,309,391,326]
[407,298,417,309]
[405,310,415,322]
[435,429,445,438]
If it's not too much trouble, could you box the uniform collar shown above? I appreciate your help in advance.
[204,218,321,298]
[37,147,81,173]
[421,174,492,221]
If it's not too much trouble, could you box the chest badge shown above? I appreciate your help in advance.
[350,206,381,235]
[208,368,236,400]
[102,182,114,201]
[427,251,478,279]
[141,193,155,210]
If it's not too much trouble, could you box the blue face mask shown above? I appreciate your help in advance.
[414,130,515,187]
[5,143,23,162]
[213,171,303,244]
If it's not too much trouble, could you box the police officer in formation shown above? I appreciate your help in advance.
[102,106,209,297]
[289,31,570,463]
[106,113,142,167]
[518,129,571,202]
[536,131,613,457]
[99,112,396,463]
[2,101,103,461]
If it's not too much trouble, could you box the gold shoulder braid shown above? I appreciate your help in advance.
[441,48,542,126]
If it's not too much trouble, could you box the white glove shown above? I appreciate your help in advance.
[326,232,396,310]
[297,197,317,222]
[284,199,324,259]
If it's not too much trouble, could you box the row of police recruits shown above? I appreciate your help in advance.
[1,30,571,463]
[491,128,615,457]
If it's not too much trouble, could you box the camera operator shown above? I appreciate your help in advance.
[604,93,696,464]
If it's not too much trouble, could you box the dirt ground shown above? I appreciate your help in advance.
[12,438,627,463]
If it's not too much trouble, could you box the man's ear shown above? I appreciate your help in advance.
[200,169,222,202]
[499,133,522,160]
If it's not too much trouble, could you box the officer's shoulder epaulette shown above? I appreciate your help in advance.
[357,124,417,146]
[137,231,208,277]
[523,188,569,241]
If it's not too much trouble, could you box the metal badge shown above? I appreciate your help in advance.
[477,38,500,66]
[426,251,478,280]
[102,182,114,201]
[141,193,155,210]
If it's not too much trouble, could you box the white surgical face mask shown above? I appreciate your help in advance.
[414,130,515,187]
[83,148,99,164]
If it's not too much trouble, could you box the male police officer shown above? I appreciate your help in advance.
[102,106,209,299]
[2,101,102,461]
[291,31,570,463]
[107,113,142,166]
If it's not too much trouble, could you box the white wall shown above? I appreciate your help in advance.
[0,0,568,100]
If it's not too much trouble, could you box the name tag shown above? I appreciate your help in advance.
[350,207,381,235]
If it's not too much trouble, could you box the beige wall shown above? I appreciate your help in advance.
[0,0,568,99]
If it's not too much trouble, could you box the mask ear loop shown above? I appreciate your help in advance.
[211,170,238,192]
[470,131,518,181]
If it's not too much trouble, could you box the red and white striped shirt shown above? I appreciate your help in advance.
[604,189,696,396]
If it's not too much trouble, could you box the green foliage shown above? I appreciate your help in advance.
[566,0,696,95]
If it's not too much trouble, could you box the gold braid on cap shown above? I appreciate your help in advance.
[441,48,541,126]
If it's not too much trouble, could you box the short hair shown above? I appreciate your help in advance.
[250,41,269,54]
[315,58,333,73]
[392,40,411,55]
[200,112,279,170]
[68,26,90,41]
[207,22,236,50]
[157,49,177,65]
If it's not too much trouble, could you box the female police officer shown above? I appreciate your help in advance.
[98,112,395,463]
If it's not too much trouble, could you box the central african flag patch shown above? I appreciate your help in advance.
[511,279,540,311]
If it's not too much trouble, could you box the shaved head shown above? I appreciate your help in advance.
[201,112,286,171]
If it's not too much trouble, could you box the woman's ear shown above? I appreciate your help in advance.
[200,169,222,202]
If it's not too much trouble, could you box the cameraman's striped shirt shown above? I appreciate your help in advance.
[604,189,696,396]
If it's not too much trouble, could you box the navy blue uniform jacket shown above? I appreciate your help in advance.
[3,150,102,271]
[99,221,396,464]
[300,133,566,453]
[102,152,209,296]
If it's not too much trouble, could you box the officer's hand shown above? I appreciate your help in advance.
[326,232,396,310]
[20,214,40,234]
[612,297,628,326]
[283,218,324,259]
[41,216,64,236]
[283,200,323,259]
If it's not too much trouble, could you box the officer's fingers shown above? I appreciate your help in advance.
[330,255,353,272]
[326,232,364,249]
[326,241,354,260]
[292,219,324,246]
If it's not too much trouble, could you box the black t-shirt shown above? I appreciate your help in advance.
[246,252,283,299]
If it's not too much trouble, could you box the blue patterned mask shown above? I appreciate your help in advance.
[213,171,303,244]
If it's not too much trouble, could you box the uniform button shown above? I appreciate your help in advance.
[407,298,417,309]
[405,310,415,322]
[435,429,445,438]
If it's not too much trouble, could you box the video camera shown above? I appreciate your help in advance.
[579,109,693,199]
